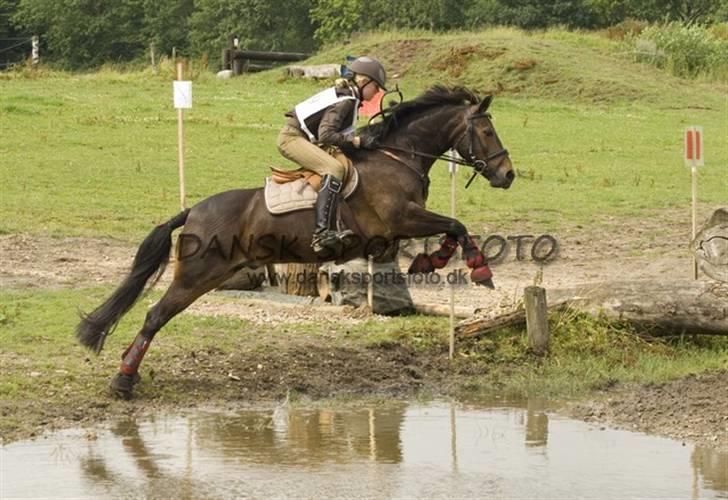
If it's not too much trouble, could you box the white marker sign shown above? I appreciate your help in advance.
[173,81,192,109]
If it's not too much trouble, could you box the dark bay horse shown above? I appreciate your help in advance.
[77,85,514,398]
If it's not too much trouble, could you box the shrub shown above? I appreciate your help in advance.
[634,22,728,80]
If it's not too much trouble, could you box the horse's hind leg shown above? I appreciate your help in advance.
[110,275,228,399]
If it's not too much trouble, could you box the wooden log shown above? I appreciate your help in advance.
[233,50,308,62]
[691,208,728,283]
[457,280,728,338]
[456,308,529,337]
[550,280,728,336]
[524,286,549,355]
[413,303,472,319]
[285,64,340,79]
[283,263,319,297]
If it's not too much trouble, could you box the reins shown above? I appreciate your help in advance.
[372,111,509,189]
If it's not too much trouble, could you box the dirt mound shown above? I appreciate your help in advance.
[309,30,726,105]
[430,45,507,78]
[368,39,432,78]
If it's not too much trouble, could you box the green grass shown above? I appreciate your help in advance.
[1,28,726,240]
[456,311,728,398]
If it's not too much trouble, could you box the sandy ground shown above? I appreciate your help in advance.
[0,208,700,315]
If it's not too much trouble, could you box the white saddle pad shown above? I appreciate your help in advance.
[264,168,359,214]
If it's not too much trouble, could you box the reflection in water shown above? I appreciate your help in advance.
[193,404,405,465]
[525,398,549,447]
[2,400,726,499]
[693,445,728,495]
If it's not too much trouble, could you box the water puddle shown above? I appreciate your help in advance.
[2,399,726,498]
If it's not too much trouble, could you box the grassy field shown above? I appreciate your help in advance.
[1,28,726,240]
[1,28,726,441]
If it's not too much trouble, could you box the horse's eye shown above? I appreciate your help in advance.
[484,127,494,137]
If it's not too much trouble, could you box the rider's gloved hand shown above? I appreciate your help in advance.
[358,135,379,149]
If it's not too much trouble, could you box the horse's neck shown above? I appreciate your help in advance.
[391,106,468,172]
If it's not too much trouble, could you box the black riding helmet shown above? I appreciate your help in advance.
[349,56,387,91]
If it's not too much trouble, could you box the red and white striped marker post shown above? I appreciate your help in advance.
[684,126,704,279]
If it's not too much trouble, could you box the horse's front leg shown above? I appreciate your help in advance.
[396,202,494,288]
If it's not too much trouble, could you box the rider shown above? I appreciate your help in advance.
[277,56,387,256]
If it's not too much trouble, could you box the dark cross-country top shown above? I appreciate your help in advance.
[285,86,361,149]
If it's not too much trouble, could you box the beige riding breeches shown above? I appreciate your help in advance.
[276,124,346,181]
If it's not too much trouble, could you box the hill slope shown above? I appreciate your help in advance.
[307,29,726,107]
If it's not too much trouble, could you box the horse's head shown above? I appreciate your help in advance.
[455,96,514,189]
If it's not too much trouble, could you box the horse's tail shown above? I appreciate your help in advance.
[76,209,190,353]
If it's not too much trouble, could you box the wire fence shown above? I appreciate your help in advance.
[0,36,34,69]
[0,37,33,54]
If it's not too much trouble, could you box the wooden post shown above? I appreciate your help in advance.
[150,42,157,75]
[367,255,374,310]
[31,36,39,66]
[448,151,458,359]
[176,62,186,211]
[524,286,549,355]
[691,165,698,279]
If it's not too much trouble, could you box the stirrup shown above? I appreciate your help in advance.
[338,229,358,249]
[312,230,344,256]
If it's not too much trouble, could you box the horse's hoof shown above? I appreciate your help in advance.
[109,372,141,400]
[471,265,495,289]
[408,253,434,274]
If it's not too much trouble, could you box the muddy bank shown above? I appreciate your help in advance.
[570,371,728,448]
[0,339,455,444]
[2,328,726,448]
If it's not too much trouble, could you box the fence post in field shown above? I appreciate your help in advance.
[150,42,157,75]
[31,36,39,66]
[448,151,458,360]
[367,254,374,310]
[524,286,549,355]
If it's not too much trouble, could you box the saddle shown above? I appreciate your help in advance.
[264,152,359,214]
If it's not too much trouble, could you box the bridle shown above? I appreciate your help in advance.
[373,108,509,189]
[457,111,510,188]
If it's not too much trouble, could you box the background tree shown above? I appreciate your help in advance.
[3,0,726,70]
[0,0,27,67]
[13,0,147,68]
[142,0,194,57]
[189,0,314,57]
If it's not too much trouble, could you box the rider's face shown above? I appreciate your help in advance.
[359,79,380,102]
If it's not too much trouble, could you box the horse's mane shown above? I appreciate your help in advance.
[359,85,481,142]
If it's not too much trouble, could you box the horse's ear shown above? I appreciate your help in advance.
[478,95,493,113]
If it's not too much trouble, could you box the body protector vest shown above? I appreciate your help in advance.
[294,87,359,142]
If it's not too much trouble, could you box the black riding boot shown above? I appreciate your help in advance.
[311,175,353,256]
